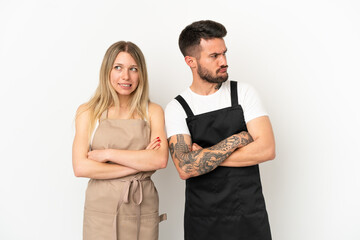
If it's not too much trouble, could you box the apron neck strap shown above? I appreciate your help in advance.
[230,81,238,107]
[175,95,194,117]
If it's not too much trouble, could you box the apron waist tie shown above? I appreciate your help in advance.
[112,176,150,240]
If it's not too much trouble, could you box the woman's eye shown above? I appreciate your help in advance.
[114,66,121,70]
[130,67,138,72]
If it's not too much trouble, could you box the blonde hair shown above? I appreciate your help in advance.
[77,41,150,139]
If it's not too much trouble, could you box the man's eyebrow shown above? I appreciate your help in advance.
[209,49,228,55]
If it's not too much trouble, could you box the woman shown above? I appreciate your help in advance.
[72,41,168,240]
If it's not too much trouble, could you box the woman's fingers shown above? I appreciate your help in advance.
[146,137,161,150]
[146,138,158,149]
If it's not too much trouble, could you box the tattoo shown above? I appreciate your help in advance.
[208,135,240,151]
[169,134,242,176]
[238,131,254,146]
[215,83,222,90]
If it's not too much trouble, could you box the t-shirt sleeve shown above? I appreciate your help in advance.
[238,82,268,123]
[165,99,191,138]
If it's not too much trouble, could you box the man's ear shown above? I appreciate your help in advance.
[184,56,197,68]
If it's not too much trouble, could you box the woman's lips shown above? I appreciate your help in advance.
[118,83,132,89]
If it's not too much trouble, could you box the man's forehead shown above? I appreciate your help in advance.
[199,38,227,54]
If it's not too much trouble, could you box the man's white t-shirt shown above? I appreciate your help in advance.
[165,80,268,138]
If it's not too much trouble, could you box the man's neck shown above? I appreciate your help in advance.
[190,78,221,96]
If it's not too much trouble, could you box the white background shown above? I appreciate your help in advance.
[1,0,359,239]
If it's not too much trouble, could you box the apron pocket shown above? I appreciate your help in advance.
[118,212,160,240]
[236,176,265,215]
[83,208,114,240]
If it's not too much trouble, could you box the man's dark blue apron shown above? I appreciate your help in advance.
[175,81,272,240]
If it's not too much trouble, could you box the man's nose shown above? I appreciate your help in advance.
[218,54,227,66]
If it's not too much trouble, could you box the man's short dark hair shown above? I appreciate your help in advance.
[178,20,227,58]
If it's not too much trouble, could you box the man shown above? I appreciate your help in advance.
[165,20,275,240]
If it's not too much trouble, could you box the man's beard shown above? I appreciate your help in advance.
[197,63,229,84]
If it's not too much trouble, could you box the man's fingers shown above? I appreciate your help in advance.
[192,143,203,151]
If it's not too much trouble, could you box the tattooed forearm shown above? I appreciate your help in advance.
[238,131,254,146]
[208,135,240,151]
[169,133,251,177]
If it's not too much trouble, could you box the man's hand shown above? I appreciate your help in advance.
[220,116,275,167]
[192,143,203,151]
